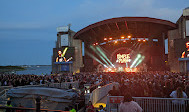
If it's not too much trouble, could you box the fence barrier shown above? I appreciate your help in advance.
[107,96,189,112]
[89,82,119,106]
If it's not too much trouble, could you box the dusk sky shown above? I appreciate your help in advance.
[0,0,188,65]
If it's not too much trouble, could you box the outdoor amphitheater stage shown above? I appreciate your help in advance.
[73,17,176,72]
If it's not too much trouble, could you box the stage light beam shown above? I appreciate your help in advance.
[96,46,115,68]
[90,45,111,67]
[130,54,141,68]
[85,50,105,66]
[134,56,145,67]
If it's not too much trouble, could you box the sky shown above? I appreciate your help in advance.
[0,0,188,65]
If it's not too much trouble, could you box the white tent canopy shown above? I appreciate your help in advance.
[7,87,78,110]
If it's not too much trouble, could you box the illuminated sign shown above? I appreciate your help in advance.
[104,67,137,72]
[116,53,131,63]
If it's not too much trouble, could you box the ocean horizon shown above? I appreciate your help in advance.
[15,65,52,75]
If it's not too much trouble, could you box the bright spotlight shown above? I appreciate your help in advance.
[143,40,146,42]
[138,39,141,42]
[115,41,118,43]
[108,68,112,71]
[128,35,131,38]
[121,36,125,39]
[96,43,98,45]
[137,54,141,58]
[93,43,96,46]
[104,65,108,68]
[104,38,107,40]
[109,37,112,40]
[123,40,126,42]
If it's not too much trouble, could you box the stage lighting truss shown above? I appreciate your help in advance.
[93,38,158,46]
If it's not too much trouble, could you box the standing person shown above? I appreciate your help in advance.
[68,84,73,89]
[170,87,188,112]
[86,101,95,112]
[69,106,76,112]
[98,105,105,112]
[119,93,142,112]
[170,87,187,104]
[6,101,13,112]
[6,101,12,107]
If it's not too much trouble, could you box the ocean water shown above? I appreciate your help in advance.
[16,65,52,75]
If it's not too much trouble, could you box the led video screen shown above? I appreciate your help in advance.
[53,47,75,62]
[174,38,189,58]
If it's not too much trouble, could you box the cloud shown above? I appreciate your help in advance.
[0,0,184,32]
[73,0,182,24]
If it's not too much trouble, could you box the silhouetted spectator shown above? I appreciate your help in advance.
[69,84,73,89]
[119,93,142,112]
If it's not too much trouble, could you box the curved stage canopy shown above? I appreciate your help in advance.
[74,17,176,43]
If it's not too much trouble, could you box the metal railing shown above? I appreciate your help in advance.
[89,82,121,106]
[47,81,79,89]
[84,81,103,94]
[0,96,72,112]
[0,81,79,89]
[0,81,79,94]
[107,96,189,112]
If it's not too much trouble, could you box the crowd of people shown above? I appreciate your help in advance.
[100,71,189,98]
[0,73,87,87]
[1,71,189,112]
[1,71,189,98]
[83,71,189,112]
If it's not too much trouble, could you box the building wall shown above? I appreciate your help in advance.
[168,7,189,73]
[168,29,180,72]
[72,39,83,73]
[70,30,83,73]
[52,29,83,74]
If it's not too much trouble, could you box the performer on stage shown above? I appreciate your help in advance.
[56,50,64,62]
[181,41,189,58]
